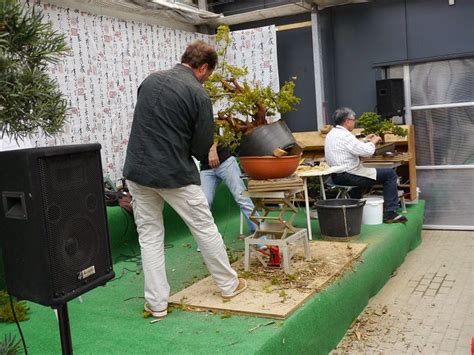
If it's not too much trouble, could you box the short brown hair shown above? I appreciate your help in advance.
[181,40,218,70]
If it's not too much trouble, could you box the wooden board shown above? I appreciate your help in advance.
[293,125,417,202]
[169,241,367,319]
[295,164,330,175]
[292,125,411,151]
[361,152,411,162]
[292,131,325,150]
[247,176,304,192]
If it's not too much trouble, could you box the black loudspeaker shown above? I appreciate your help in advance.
[0,144,115,307]
[376,79,405,117]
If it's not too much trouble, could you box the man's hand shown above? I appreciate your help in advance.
[208,142,220,168]
[367,134,382,144]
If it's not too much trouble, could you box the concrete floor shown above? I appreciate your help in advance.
[332,230,473,354]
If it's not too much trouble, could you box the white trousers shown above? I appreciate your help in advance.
[127,181,238,310]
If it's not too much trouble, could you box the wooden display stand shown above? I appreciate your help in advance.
[292,125,418,202]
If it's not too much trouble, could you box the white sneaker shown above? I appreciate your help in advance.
[144,303,167,318]
[221,278,248,299]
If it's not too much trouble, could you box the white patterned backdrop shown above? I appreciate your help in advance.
[23,2,279,182]
[213,26,280,123]
[228,27,279,93]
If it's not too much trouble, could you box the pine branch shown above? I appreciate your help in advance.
[0,1,70,139]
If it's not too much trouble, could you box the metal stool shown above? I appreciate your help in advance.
[398,190,407,213]
[325,176,356,199]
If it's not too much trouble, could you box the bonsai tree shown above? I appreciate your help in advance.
[0,333,22,354]
[0,290,29,322]
[357,112,407,142]
[204,25,300,152]
[0,0,70,141]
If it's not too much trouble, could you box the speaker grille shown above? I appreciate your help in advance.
[376,79,404,117]
[38,150,110,298]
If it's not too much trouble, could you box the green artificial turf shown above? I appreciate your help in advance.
[0,184,424,354]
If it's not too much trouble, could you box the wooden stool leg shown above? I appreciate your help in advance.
[244,239,250,271]
[281,245,290,274]
[398,190,407,213]
[239,211,244,236]
[401,195,407,213]
[302,230,311,261]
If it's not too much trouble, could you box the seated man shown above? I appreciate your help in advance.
[324,107,407,223]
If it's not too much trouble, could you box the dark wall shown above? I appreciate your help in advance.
[230,13,317,132]
[324,0,474,121]
[277,27,317,132]
[324,0,407,118]
[406,0,474,59]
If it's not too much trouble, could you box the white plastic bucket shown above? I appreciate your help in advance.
[362,197,384,225]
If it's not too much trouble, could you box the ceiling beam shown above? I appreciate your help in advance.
[217,3,312,26]
[44,0,196,32]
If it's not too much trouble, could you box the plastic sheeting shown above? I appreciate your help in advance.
[417,169,474,227]
[410,58,474,228]
[413,107,474,166]
[410,59,474,106]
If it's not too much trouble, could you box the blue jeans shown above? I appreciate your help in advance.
[331,168,399,213]
[200,156,257,233]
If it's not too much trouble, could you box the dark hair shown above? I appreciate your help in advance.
[181,40,218,70]
[333,107,356,126]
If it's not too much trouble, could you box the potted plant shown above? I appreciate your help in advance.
[0,0,69,289]
[357,112,407,142]
[0,0,70,142]
[204,25,301,157]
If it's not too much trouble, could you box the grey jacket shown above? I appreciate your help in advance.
[123,64,214,188]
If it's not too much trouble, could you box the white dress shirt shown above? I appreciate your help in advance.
[324,125,377,180]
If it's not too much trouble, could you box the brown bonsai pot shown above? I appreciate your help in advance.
[239,155,301,180]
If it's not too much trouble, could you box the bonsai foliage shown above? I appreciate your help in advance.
[204,25,300,151]
[0,333,22,355]
[0,291,29,322]
[0,0,70,141]
[357,112,407,140]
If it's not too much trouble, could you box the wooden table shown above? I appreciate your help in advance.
[297,165,344,240]
[363,161,403,169]
[293,125,417,202]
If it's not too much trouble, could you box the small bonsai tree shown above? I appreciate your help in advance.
[357,112,407,141]
[0,0,70,141]
[0,333,23,354]
[0,291,29,322]
[204,25,300,152]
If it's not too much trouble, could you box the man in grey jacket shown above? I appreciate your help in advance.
[123,41,247,319]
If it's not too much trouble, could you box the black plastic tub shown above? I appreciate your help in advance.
[238,120,296,157]
[315,199,366,239]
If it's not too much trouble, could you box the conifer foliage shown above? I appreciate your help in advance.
[0,0,70,140]
[204,25,300,152]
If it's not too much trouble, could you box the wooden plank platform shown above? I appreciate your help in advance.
[169,241,367,319]
[247,176,304,192]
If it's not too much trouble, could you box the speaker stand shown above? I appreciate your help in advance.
[55,303,73,355]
